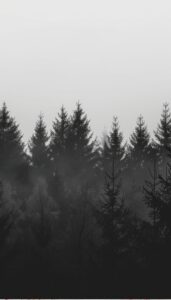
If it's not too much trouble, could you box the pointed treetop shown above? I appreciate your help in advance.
[29,114,49,168]
[69,102,94,149]
[154,102,171,153]
[0,102,24,155]
[50,105,69,158]
[109,116,125,160]
[129,115,150,167]
[130,115,150,151]
[66,102,98,173]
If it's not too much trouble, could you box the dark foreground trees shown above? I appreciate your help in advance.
[1,101,171,297]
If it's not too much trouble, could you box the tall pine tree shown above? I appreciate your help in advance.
[129,115,150,169]
[29,115,49,173]
[154,103,171,174]
[48,107,69,207]
[0,102,25,180]
[49,106,69,176]
[102,116,125,174]
[66,102,98,185]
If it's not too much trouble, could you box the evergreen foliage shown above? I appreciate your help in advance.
[0,101,171,297]
[129,115,150,167]
[0,103,25,179]
[102,116,125,173]
[29,114,49,171]
[154,102,171,155]
[66,102,98,185]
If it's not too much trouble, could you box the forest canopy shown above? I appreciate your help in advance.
[1,101,171,298]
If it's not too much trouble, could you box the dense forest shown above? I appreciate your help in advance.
[1,101,171,298]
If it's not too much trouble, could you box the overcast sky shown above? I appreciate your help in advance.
[0,0,171,143]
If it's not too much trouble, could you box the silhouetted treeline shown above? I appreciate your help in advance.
[1,101,171,298]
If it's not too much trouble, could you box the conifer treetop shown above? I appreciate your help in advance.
[154,102,171,153]
[130,114,150,153]
[29,114,49,168]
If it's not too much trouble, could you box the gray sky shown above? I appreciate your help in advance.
[0,0,171,143]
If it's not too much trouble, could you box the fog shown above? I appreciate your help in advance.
[0,0,171,142]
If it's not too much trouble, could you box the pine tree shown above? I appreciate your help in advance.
[0,102,25,179]
[102,116,125,173]
[154,103,171,173]
[66,102,98,182]
[129,115,150,168]
[29,115,49,171]
[49,106,69,175]
[101,137,110,171]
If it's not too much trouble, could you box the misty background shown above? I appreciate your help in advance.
[0,0,171,142]
[1,1,171,298]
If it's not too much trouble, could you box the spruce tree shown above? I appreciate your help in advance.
[154,103,171,153]
[49,106,69,175]
[0,102,25,179]
[102,116,125,173]
[67,102,98,181]
[29,115,49,171]
[129,115,150,168]
[154,103,171,173]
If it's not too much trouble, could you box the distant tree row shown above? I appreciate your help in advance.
[0,102,171,180]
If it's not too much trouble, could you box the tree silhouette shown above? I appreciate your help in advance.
[129,115,150,169]
[29,115,49,172]
[49,106,69,177]
[0,103,25,180]
[102,116,125,174]
[154,103,171,175]
[66,102,98,185]
[0,100,171,297]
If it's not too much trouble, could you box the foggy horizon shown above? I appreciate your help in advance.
[1,0,171,142]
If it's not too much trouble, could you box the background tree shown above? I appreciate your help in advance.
[49,106,69,177]
[129,115,150,169]
[0,103,26,181]
[154,102,171,175]
[29,115,49,174]
[101,116,125,174]
[66,102,98,187]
